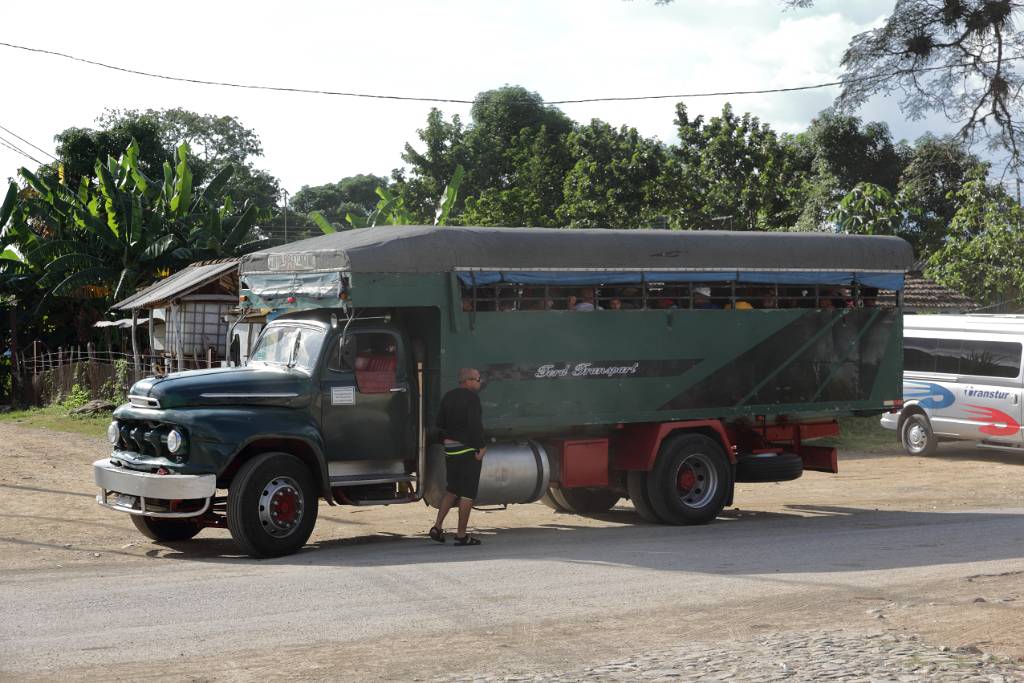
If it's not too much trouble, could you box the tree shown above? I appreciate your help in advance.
[2,140,263,312]
[829,182,904,236]
[664,103,800,230]
[896,134,983,255]
[925,167,1024,305]
[291,174,389,226]
[791,111,905,230]
[556,120,667,228]
[397,86,574,224]
[832,0,1024,163]
[45,108,281,210]
[653,1,1024,163]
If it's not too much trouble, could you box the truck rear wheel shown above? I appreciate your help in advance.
[131,515,202,542]
[646,434,730,525]
[227,452,318,558]
[626,471,659,523]
[550,487,620,514]
[540,489,570,512]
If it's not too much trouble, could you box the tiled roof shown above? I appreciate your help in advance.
[903,272,977,312]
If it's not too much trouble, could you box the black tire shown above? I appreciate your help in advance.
[900,411,937,456]
[735,452,804,483]
[131,515,202,542]
[550,487,621,514]
[540,489,570,512]
[626,470,660,523]
[227,452,318,558]
[646,434,730,525]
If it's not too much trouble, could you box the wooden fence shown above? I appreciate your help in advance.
[14,344,222,407]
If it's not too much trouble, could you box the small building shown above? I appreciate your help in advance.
[902,263,978,314]
[113,260,244,372]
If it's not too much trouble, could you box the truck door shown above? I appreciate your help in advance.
[320,331,413,461]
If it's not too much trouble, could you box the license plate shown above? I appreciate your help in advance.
[114,493,138,509]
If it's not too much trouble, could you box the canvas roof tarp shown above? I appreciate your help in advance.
[240,226,915,276]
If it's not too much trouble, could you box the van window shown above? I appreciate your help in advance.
[904,337,938,372]
[933,338,962,374]
[960,340,1022,378]
[905,336,1022,378]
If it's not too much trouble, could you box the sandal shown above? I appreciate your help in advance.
[428,526,445,543]
[453,535,481,546]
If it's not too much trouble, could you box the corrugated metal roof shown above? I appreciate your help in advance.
[113,260,238,310]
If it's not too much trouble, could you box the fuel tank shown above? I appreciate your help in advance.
[424,441,550,508]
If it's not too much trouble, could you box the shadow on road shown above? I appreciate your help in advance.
[149,504,1024,576]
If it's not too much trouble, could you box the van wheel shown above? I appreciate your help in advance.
[131,515,202,542]
[550,487,621,514]
[646,435,730,525]
[228,452,318,558]
[901,412,937,456]
[626,471,659,523]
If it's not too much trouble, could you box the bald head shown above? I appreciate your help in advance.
[458,367,483,390]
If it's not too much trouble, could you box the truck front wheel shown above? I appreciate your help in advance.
[227,452,318,558]
[647,435,730,525]
[131,515,202,542]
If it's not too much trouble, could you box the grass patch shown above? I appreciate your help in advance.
[0,405,111,439]
[819,415,898,452]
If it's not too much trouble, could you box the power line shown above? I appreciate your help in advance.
[0,134,43,166]
[3,39,1022,106]
[0,123,56,161]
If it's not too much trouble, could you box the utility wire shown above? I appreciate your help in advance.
[3,39,1023,106]
[0,134,43,166]
[0,123,56,161]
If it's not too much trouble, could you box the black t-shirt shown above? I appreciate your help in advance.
[436,387,484,449]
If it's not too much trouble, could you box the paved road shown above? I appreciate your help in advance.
[2,504,1024,680]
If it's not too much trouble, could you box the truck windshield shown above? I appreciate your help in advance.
[248,325,325,372]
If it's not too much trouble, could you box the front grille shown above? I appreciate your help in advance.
[113,420,177,459]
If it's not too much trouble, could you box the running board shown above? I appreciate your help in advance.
[329,473,416,486]
[977,441,1024,452]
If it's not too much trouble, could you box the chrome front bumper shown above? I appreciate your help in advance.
[879,412,898,431]
[93,458,216,518]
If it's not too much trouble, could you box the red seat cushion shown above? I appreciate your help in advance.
[355,354,397,394]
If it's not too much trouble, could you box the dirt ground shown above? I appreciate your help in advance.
[1,421,1023,679]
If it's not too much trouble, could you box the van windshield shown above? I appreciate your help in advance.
[249,325,325,372]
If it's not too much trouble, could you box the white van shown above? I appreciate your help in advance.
[882,314,1024,455]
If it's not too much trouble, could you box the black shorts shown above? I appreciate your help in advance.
[444,446,482,500]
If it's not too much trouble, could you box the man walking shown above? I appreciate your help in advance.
[430,367,487,546]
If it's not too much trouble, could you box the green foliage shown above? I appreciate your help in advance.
[2,139,263,311]
[661,103,804,230]
[829,182,903,235]
[43,108,281,210]
[292,174,388,225]
[60,383,91,412]
[556,120,667,228]
[925,169,1024,306]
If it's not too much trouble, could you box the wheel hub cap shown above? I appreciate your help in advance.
[259,477,304,538]
[674,453,717,509]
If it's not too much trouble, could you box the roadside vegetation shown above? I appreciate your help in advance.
[0,405,110,438]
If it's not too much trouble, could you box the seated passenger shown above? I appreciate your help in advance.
[693,287,718,309]
[608,297,623,310]
[575,287,600,311]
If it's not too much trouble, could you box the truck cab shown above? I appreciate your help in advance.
[94,309,426,557]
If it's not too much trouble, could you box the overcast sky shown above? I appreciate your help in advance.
[2,0,967,198]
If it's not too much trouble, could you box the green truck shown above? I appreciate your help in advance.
[94,226,914,557]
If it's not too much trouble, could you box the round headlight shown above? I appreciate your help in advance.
[107,421,120,446]
[166,429,184,454]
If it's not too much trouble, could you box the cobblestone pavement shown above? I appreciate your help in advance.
[438,631,1024,682]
